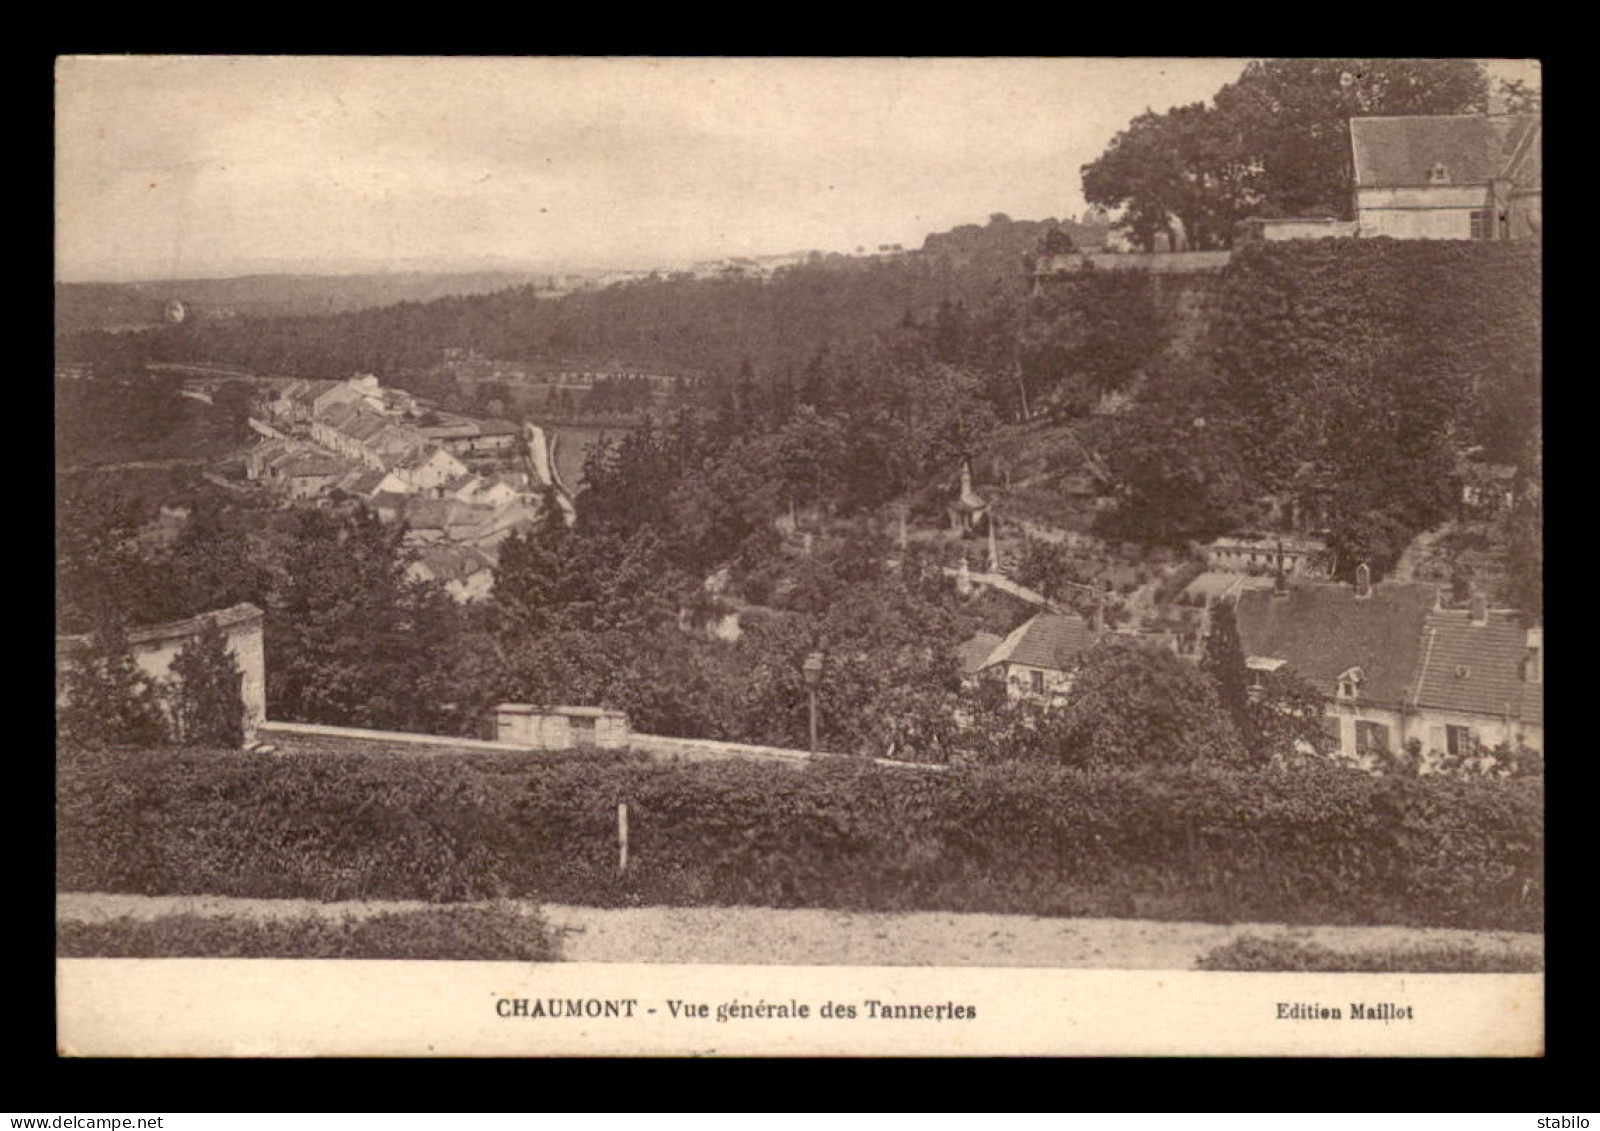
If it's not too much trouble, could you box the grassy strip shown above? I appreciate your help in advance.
[1194,935,1542,973]
[56,904,561,961]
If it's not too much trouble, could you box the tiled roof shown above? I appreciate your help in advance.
[956,632,1003,676]
[403,498,465,531]
[1235,581,1436,707]
[1510,125,1541,190]
[282,455,347,478]
[341,412,390,442]
[290,379,336,406]
[342,468,389,497]
[981,612,1100,673]
[418,420,481,440]
[1414,608,1542,726]
[1350,114,1540,188]
[318,402,361,429]
[412,545,494,584]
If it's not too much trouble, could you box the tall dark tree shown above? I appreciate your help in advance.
[167,615,246,747]
[1201,600,1253,745]
[57,624,168,749]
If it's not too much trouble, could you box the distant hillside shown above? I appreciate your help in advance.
[54,271,566,335]
[921,212,1111,263]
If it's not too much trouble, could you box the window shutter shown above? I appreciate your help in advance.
[1429,726,1446,754]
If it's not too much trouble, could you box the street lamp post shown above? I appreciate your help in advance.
[803,651,824,754]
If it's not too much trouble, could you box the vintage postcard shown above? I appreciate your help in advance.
[55,55,1543,1058]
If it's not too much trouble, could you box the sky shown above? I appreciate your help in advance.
[55,56,1541,283]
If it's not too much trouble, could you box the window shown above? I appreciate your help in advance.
[1355,720,1391,754]
[1446,724,1476,756]
[1470,211,1490,240]
[1029,670,1045,695]
[1429,163,1451,184]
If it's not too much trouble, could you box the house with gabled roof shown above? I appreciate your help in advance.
[395,444,469,493]
[406,544,496,603]
[1410,599,1542,758]
[1236,571,1543,768]
[959,611,1102,702]
[1236,574,1434,763]
[1350,113,1541,241]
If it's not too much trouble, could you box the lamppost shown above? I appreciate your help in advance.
[803,651,824,754]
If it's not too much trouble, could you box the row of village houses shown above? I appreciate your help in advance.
[958,563,1542,770]
[244,374,542,601]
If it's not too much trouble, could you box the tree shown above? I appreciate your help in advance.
[265,507,455,731]
[1249,667,1338,763]
[167,615,246,747]
[1054,637,1248,767]
[1503,481,1542,623]
[1212,58,1487,218]
[57,624,168,749]
[1081,109,1188,252]
[1200,601,1253,744]
[55,476,182,634]
[1498,78,1541,113]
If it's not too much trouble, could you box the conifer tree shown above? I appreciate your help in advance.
[1201,600,1253,746]
[57,623,169,749]
[168,615,246,747]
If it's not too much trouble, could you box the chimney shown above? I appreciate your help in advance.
[1470,594,1488,626]
[1525,627,1543,684]
[1354,562,1371,600]
[1092,592,1105,635]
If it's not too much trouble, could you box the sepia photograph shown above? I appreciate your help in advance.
[54,55,1542,1058]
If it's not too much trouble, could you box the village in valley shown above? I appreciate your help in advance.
[54,57,1543,1010]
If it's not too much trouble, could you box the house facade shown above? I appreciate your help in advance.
[1350,113,1541,242]
[959,612,1101,703]
[1236,576,1543,767]
[1206,534,1329,576]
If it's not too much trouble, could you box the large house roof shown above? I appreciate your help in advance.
[1414,608,1542,726]
[1350,113,1540,189]
[980,612,1100,673]
[1235,581,1437,707]
[411,545,495,584]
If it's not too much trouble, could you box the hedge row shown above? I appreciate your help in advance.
[56,905,560,960]
[56,747,1543,931]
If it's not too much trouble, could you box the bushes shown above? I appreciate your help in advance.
[56,746,1542,931]
[56,904,561,960]
[1195,935,1542,973]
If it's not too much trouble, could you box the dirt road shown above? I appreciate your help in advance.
[56,893,1542,969]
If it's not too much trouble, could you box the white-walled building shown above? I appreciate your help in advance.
[1351,114,1541,242]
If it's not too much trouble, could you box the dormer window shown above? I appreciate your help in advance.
[1429,163,1451,184]
[1337,666,1365,700]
